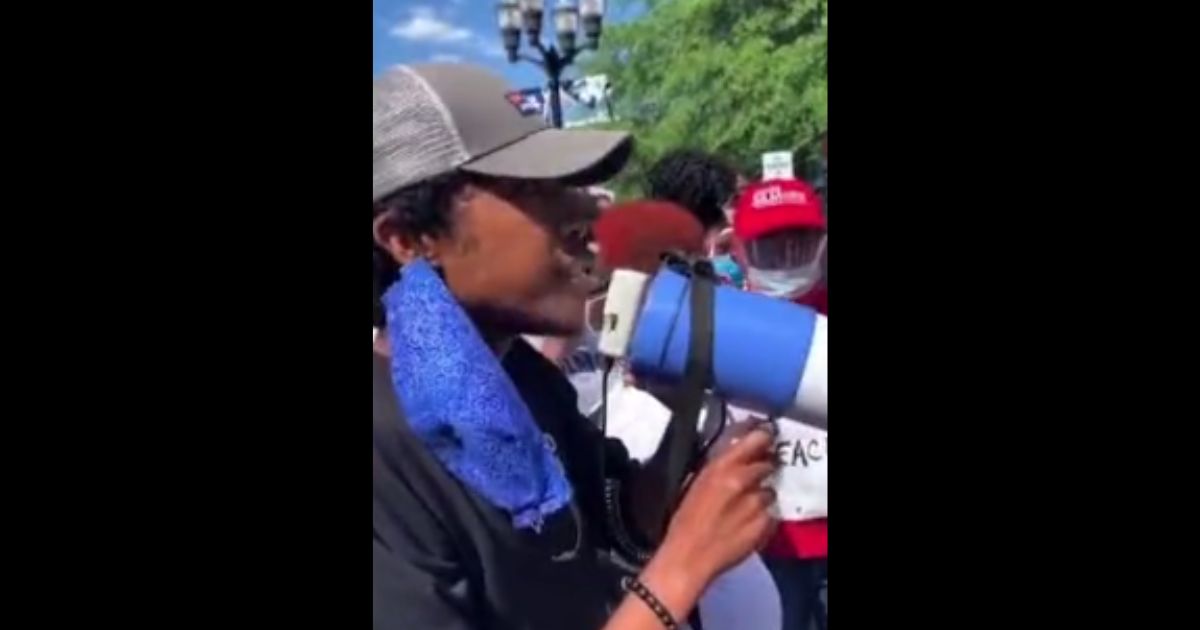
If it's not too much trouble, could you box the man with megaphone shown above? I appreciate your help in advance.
[372,62,779,630]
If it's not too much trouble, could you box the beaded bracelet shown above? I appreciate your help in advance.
[621,575,680,630]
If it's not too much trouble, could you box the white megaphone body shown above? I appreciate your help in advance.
[597,266,827,429]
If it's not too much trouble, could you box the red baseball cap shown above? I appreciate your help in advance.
[733,179,825,241]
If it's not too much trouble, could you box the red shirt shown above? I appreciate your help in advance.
[800,284,827,316]
[764,285,827,560]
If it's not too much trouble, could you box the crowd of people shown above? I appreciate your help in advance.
[373,62,827,630]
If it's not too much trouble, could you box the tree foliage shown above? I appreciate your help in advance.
[583,0,827,197]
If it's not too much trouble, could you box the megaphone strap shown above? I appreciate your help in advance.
[657,260,717,536]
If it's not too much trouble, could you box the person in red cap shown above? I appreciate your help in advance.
[733,178,828,312]
[732,177,828,630]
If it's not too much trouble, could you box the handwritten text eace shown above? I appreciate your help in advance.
[774,434,826,468]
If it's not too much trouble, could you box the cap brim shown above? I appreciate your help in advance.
[460,129,633,186]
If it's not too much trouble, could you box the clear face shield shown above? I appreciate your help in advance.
[744,228,827,270]
[743,229,827,299]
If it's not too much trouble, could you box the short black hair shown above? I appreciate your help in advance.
[372,172,467,328]
[645,150,738,230]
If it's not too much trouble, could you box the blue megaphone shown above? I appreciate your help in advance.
[597,266,827,428]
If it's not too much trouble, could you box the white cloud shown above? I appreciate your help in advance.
[386,6,509,63]
[390,7,472,43]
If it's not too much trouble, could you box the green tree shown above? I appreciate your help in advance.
[583,0,826,197]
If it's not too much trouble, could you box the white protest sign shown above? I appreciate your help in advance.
[770,418,827,521]
[728,407,827,522]
[604,386,827,523]
[761,151,795,181]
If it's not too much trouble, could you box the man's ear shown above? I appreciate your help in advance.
[372,214,441,266]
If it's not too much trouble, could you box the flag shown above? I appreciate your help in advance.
[504,89,546,117]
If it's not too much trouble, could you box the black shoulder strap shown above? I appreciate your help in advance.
[658,261,716,533]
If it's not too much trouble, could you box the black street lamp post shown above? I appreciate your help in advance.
[497,0,606,129]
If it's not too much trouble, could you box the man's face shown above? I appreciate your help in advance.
[437,178,602,338]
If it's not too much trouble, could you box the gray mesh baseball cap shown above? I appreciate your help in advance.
[373,63,633,202]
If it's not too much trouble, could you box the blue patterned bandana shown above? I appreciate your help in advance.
[383,259,572,531]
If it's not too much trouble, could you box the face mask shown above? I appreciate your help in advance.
[711,254,745,288]
[584,294,607,337]
[747,239,825,299]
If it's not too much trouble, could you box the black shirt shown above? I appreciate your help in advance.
[373,340,638,630]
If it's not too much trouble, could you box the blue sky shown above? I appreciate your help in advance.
[373,1,642,89]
